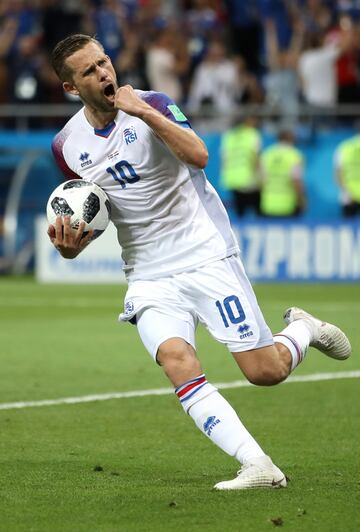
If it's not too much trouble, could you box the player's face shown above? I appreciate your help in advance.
[63,42,118,112]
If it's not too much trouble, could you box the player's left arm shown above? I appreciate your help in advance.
[114,85,208,169]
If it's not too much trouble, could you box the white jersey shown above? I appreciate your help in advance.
[52,90,239,281]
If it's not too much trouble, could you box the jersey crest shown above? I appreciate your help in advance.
[123,126,137,145]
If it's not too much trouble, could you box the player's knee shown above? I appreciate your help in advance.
[157,338,201,383]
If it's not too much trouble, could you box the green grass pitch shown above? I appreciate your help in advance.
[0,278,359,531]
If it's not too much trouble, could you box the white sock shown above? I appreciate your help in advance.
[274,320,312,371]
[175,375,265,463]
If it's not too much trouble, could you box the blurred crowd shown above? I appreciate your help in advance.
[1,0,360,119]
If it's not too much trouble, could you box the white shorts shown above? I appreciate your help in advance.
[119,255,274,360]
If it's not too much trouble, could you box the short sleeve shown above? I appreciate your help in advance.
[51,131,80,181]
[140,91,192,128]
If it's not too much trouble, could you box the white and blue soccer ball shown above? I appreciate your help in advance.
[46,179,111,240]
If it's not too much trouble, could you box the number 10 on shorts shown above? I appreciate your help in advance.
[215,295,246,328]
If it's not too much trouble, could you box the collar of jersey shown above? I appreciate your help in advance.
[94,120,116,138]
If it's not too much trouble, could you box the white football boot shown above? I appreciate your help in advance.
[214,456,287,490]
[283,307,351,360]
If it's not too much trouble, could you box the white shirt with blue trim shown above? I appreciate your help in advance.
[52,90,239,281]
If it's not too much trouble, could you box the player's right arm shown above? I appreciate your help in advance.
[49,130,93,258]
[114,85,208,168]
[47,216,93,259]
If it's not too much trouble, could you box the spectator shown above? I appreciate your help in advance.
[0,11,18,103]
[259,129,306,217]
[87,0,124,62]
[326,14,360,104]
[336,0,360,20]
[298,31,340,107]
[234,54,264,104]
[186,0,224,68]
[187,39,241,114]
[120,0,139,22]
[301,0,334,33]
[115,28,149,90]
[258,0,294,51]
[9,34,43,103]
[220,115,261,217]
[135,0,174,39]
[263,18,303,125]
[225,0,261,74]
[40,1,88,106]
[1,0,44,106]
[334,130,360,216]
[3,0,360,125]
[41,0,86,54]
[146,26,189,103]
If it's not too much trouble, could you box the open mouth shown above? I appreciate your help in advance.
[104,83,115,98]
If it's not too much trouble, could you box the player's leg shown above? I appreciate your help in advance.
[232,344,291,386]
[180,255,350,488]
[232,306,351,386]
[135,307,286,489]
[191,254,350,386]
[231,310,313,385]
[181,255,292,386]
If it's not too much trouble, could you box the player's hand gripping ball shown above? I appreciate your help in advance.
[47,180,111,240]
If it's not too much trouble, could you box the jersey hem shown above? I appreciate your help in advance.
[124,246,240,282]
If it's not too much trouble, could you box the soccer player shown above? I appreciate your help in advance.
[47,34,351,490]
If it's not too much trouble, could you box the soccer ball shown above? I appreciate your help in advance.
[46,179,111,240]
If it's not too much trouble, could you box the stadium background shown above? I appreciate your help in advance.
[0,2,359,531]
[0,0,360,281]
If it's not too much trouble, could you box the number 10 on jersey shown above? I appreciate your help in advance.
[106,160,140,189]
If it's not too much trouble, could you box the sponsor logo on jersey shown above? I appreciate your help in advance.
[79,152,93,167]
[238,323,253,339]
[203,415,221,436]
[125,300,134,314]
[123,126,137,145]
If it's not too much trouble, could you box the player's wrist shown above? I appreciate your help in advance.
[138,104,161,123]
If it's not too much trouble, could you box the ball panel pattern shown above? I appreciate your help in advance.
[82,192,100,223]
[50,197,74,216]
[47,180,110,238]
[63,180,92,190]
